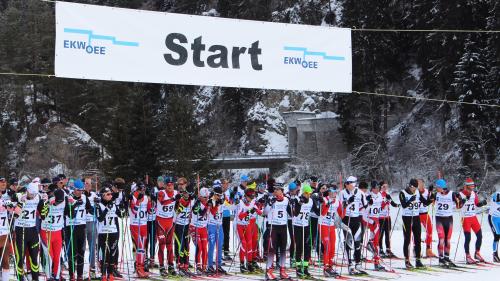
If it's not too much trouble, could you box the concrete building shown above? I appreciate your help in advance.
[281,111,348,160]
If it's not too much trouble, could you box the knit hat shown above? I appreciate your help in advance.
[435,179,447,189]
[288,182,298,191]
[302,184,313,194]
[27,183,39,195]
[73,179,84,190]
[465,178,475,187]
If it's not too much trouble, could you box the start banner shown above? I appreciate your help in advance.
[55,2,352,92]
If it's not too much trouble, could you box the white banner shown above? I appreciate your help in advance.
[55,2,352,92]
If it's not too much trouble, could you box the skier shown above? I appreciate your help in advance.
[40,188,69,281]
[459,178,488,263]
[191,187,211,273]
[96,186,122,281]
[365,181,385,271]
[129,182,152,278]
[417,179,437,258]
[378,181,399,258]
[145,177,159,270]
[206,184,226,275]
[286,182,299,269]
[264,183,291,280]
[291,183,316,277]
[173,180,195,276]
[488,189,500,262]
[399,179,425,269]
[13,182,45,281]
[308,176,321,261]
[156,176,177,276]
[0,177,14,281]
[65,179,92,281]
[340,176,367,275]
[319,185,343,277]
[235,188,261,273]
[84,177,99,277]
[220,179,233,261]
[434,179,462,267]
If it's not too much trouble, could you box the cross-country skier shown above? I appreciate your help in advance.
[173,179,195,276]
[84,177,99,277]
[13,182,45,281]
[129,182,152,278]
[459,178,488,263]
[434,179,462,267]
[417,179,437,258]
[206,184,227,275]
[319,184,343,277]
[290,183,316,277]
[96,186,123,281]
[191,187,211,273]
[144,177,159,270]
[378,181,399,258]
[235,188,262,273]
[365,181,385,271]
[489,189,500,262]
[286,181,299,269]
[156,176,177,276]
[0,176,14,281]
[264,183,291,280]
[220,179,233,261]
[399,179,425,269]
[65,179,92,281]
[341,176,368,275]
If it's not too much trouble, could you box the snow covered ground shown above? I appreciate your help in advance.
[12,208,500,281]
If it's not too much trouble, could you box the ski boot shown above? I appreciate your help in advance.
[159,266,168,277]
[374,263,386,271]
[296,267,304,278]
[439,257,449,267]
[223,253,232,261]
[168,264,177,276]
[380,250,387,258]
[324,267,339,277]
[386,249,398,259]
[303,266,311,277]
[405,259,414,269]
[111,266,122,278]
[466,254,477,264]
[196,265,205,274]
[494,252,500,263]
[206,266,216,275]
[415,259,425,268]
[279,267,289,279]
[266,268,277,280]
[247,262,254,273]
[217,266,227,275]
[475,251,485,262]
[240,262,248,273]
[367,241,375,253]
[444,257,456,267]
[348,265,358,275]
[136,264,150,279]
[252,261,262,272]
[355,263,366,274]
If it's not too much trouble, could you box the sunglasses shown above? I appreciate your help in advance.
[104,193,112,196]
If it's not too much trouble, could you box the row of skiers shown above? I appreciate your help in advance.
[0,174,500,281]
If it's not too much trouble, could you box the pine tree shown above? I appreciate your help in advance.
[452,35,491,171]
[158,85,212,177]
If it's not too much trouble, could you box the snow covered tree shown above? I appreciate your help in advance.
[452,35,493,172]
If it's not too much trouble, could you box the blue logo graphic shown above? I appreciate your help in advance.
[63,28,139,55]
[283,46,345,69]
